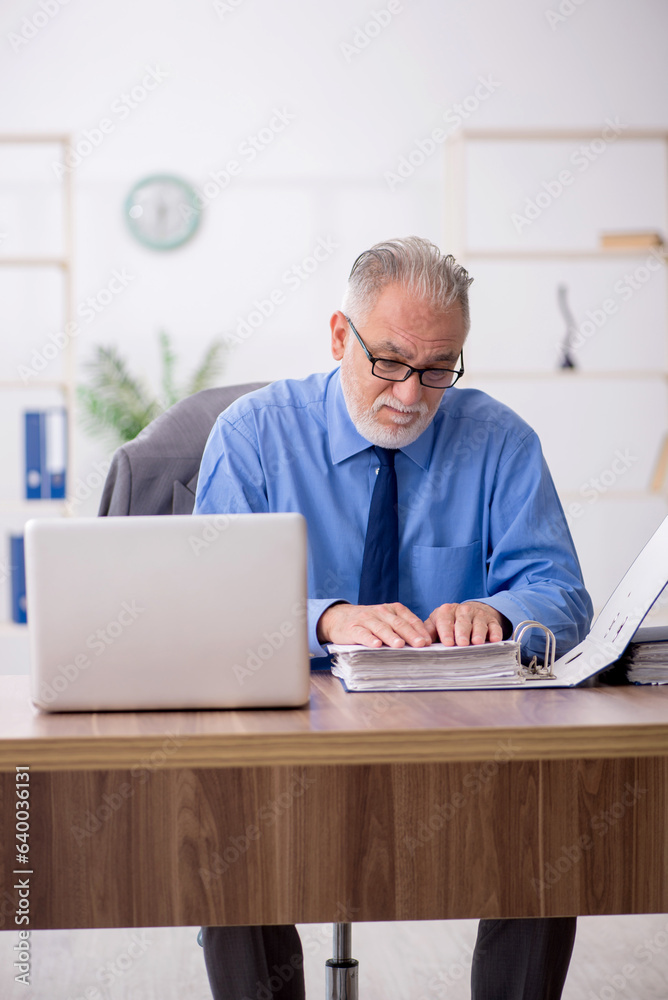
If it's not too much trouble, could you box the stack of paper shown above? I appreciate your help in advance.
[620,625,668,685]
[328,640,524,691]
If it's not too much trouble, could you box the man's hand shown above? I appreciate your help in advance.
[425,601,508,646]
[317,602,432,649]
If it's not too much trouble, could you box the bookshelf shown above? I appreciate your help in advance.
[0,135,74,645]
[444,127,668,614]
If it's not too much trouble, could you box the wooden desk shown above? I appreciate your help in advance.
[1,674,667,930]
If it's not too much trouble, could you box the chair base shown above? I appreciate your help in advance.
[325,957,359,1000]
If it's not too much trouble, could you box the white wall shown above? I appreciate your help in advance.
[2,0,668,668]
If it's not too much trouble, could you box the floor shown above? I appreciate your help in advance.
[2,915,668,998]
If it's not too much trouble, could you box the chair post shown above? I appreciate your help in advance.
[325,922,359,999]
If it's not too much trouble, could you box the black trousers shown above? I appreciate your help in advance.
[201,917,577,1000]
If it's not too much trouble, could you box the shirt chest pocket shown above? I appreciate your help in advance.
[409,541,485,619]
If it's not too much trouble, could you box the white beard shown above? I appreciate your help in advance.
[339,356,439,449]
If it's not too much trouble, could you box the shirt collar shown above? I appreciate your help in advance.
[326,367,436,471]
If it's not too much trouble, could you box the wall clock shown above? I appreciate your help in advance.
[124,174,201,250]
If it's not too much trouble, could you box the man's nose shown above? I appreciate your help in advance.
[390,373,422,406]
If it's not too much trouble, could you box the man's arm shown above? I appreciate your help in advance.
[448,430,592,659]
[195,414,269,516]
[195,413,349,659]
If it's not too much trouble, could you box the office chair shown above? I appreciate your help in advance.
[98,383,359,1000]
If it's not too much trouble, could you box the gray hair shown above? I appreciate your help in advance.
[342,236,474,333]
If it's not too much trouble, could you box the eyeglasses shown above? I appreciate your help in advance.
[344,315,464,389]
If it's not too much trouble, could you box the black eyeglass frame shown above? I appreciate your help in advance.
[344,315,465,388]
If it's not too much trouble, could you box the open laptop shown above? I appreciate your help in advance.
[25,514,310,712]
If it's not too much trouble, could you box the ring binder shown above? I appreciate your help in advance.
[513,620,557,679]
[330,513,668,691]
[329,621,559,691]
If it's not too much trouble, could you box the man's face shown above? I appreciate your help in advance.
[331,283,467,448]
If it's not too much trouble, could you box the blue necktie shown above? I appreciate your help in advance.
[358,447,399,605]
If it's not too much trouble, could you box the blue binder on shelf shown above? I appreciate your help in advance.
[25,412,43,499]
[45,409,67,499]
[10,535,27,624]
[24,409,67,500]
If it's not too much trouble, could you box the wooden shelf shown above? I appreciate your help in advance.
[446,126,668,571]
[0,380,70,390]
[467,370,666,380]
[0,135,74,424]
[0,622,28,637]
[0,135,75,661]
[453,128,668,142]
[0,499,69,513]
[0,134,70,145]
[0,257,69,268]
[463,249,667,260]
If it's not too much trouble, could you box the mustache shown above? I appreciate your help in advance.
[371,391,429,416]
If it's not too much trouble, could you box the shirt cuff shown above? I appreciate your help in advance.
[468,594,563,662]
[465,594,532,638]
[308,598,348,658]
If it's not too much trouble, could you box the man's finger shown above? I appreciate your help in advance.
[347,623,385,648]
[319,602,431,647]
[427,604,458,646]
[360,606,431,648]
[470,612,490,645]
[453,606,474,646]
[427,602,506,647]
[360,620,406,648]
[382,607,431,646]
[462,601,506,644]
[486,618,504,643]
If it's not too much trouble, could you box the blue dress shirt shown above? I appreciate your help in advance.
[194,369,593,663]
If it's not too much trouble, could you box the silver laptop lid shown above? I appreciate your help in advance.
[25,514,310,711]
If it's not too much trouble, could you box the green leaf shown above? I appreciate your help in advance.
[158,329,179,409]
[185,338,228,396]
[84,345,151,408]
[77,385,160,447]
[77,331,228,448]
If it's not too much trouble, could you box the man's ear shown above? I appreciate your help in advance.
[330,311,348,361]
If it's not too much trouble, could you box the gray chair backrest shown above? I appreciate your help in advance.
[98,383,267,517]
